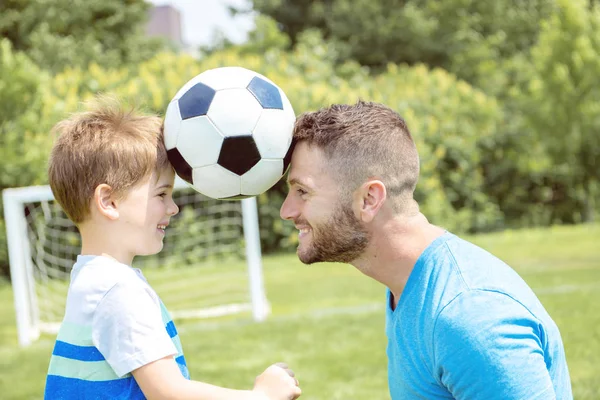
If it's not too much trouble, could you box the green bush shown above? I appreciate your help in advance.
[0,42,504,274]
[0,40,51,279]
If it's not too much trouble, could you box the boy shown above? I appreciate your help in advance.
[44,96,302,400]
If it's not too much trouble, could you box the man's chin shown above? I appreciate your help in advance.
[297,253,314,265]
[297,248,319,265]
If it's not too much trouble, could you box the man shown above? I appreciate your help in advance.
[280,101,572,399]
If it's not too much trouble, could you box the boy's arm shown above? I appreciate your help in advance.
[132,356,301,400]
[93,279,301,399]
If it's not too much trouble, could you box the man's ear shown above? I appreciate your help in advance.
[354,180,387,223]
[93,184,119,220]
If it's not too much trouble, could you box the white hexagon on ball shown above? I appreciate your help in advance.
[192,164,242,199]
[281,87,295,115]
[163,100,181,150]
[196,67,258,91]
[176,116,224,168]
[253,109,295,159]
[207,88,263,137]
[241,159,285,196]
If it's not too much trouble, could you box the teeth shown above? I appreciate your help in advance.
[299,228,309,233]
[158,225,166,230]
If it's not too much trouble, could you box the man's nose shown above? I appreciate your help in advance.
[280,194,298,221]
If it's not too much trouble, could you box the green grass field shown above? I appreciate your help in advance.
[0,224,599,399]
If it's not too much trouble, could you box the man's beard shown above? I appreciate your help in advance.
[297,203,371,264]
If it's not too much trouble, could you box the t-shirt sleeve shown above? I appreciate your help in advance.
[433,290,556,400]
[92,279,178,377]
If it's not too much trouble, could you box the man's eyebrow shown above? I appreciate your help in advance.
[287,178,303,187]
[287,177,313,189]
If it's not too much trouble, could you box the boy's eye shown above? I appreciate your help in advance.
[158,192,167,198]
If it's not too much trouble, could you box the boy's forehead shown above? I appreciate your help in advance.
[154,166,176,184]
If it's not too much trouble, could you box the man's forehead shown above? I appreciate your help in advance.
[287,143,334,188]
[290,141,325,166]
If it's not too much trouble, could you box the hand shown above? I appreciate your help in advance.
[253,362,301,400]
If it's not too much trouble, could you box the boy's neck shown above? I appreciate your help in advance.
[79,223,134,266]
[80,246,134,266]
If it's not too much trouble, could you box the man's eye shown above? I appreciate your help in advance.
[297,188,307,195]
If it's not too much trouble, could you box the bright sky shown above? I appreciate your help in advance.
[148,0,255,47]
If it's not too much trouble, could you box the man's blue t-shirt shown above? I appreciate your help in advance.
[386,232,572,400]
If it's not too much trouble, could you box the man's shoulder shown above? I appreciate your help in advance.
[440,235,532,293]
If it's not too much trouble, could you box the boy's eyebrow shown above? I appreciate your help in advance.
[156,183,173,191]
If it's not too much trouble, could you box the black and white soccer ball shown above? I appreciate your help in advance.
[163,66,296,199]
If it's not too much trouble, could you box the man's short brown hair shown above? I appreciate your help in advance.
[48,95,169,224]
[293,100,420,214]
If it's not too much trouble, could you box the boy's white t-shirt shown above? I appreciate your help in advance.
[45,254,188,399]
[70,255,178,375]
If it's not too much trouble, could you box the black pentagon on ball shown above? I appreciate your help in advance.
[247,76,283,110]
[282,139,296,175]
[178,82,216,120]
[167,148,193,184]
[217,135,261,175]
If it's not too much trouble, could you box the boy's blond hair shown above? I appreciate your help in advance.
[48,95,170,224]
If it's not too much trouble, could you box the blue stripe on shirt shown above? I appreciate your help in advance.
[175,355,187,366]
[45,374,145,399]
[165,321,178,338]
[52,340,105,362]
[175,355,190,380]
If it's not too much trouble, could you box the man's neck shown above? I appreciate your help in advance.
[351,213,445,303]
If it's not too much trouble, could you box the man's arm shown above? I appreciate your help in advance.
[132,357,301,400]
[433,290,557,400]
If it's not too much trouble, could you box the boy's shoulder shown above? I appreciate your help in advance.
[68,255,156,312]
[71,255,141,284]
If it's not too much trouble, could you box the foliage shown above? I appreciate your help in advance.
[367,64,503,232]
[1,0,599,276]
[0,0,165,73]
[249,0,556,83]
[0,35,502,275]
[0,40,51,278]
[201,15,291,57]
[515,0,600,223]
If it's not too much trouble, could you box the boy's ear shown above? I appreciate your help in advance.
[353,179,387,223]
[93,184,119,220]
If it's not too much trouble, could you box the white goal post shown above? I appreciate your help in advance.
[3,177,270,347]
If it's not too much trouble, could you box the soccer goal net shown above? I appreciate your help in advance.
[3,177,270,347]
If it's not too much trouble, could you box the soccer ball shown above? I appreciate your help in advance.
[163,66,296,200]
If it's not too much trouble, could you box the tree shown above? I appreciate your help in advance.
[200,15,291,57]
[519,0,600,222]
[0,39,50,278]
[0,0,165,73]
[249,0,556,85]
[248,0,328,47]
